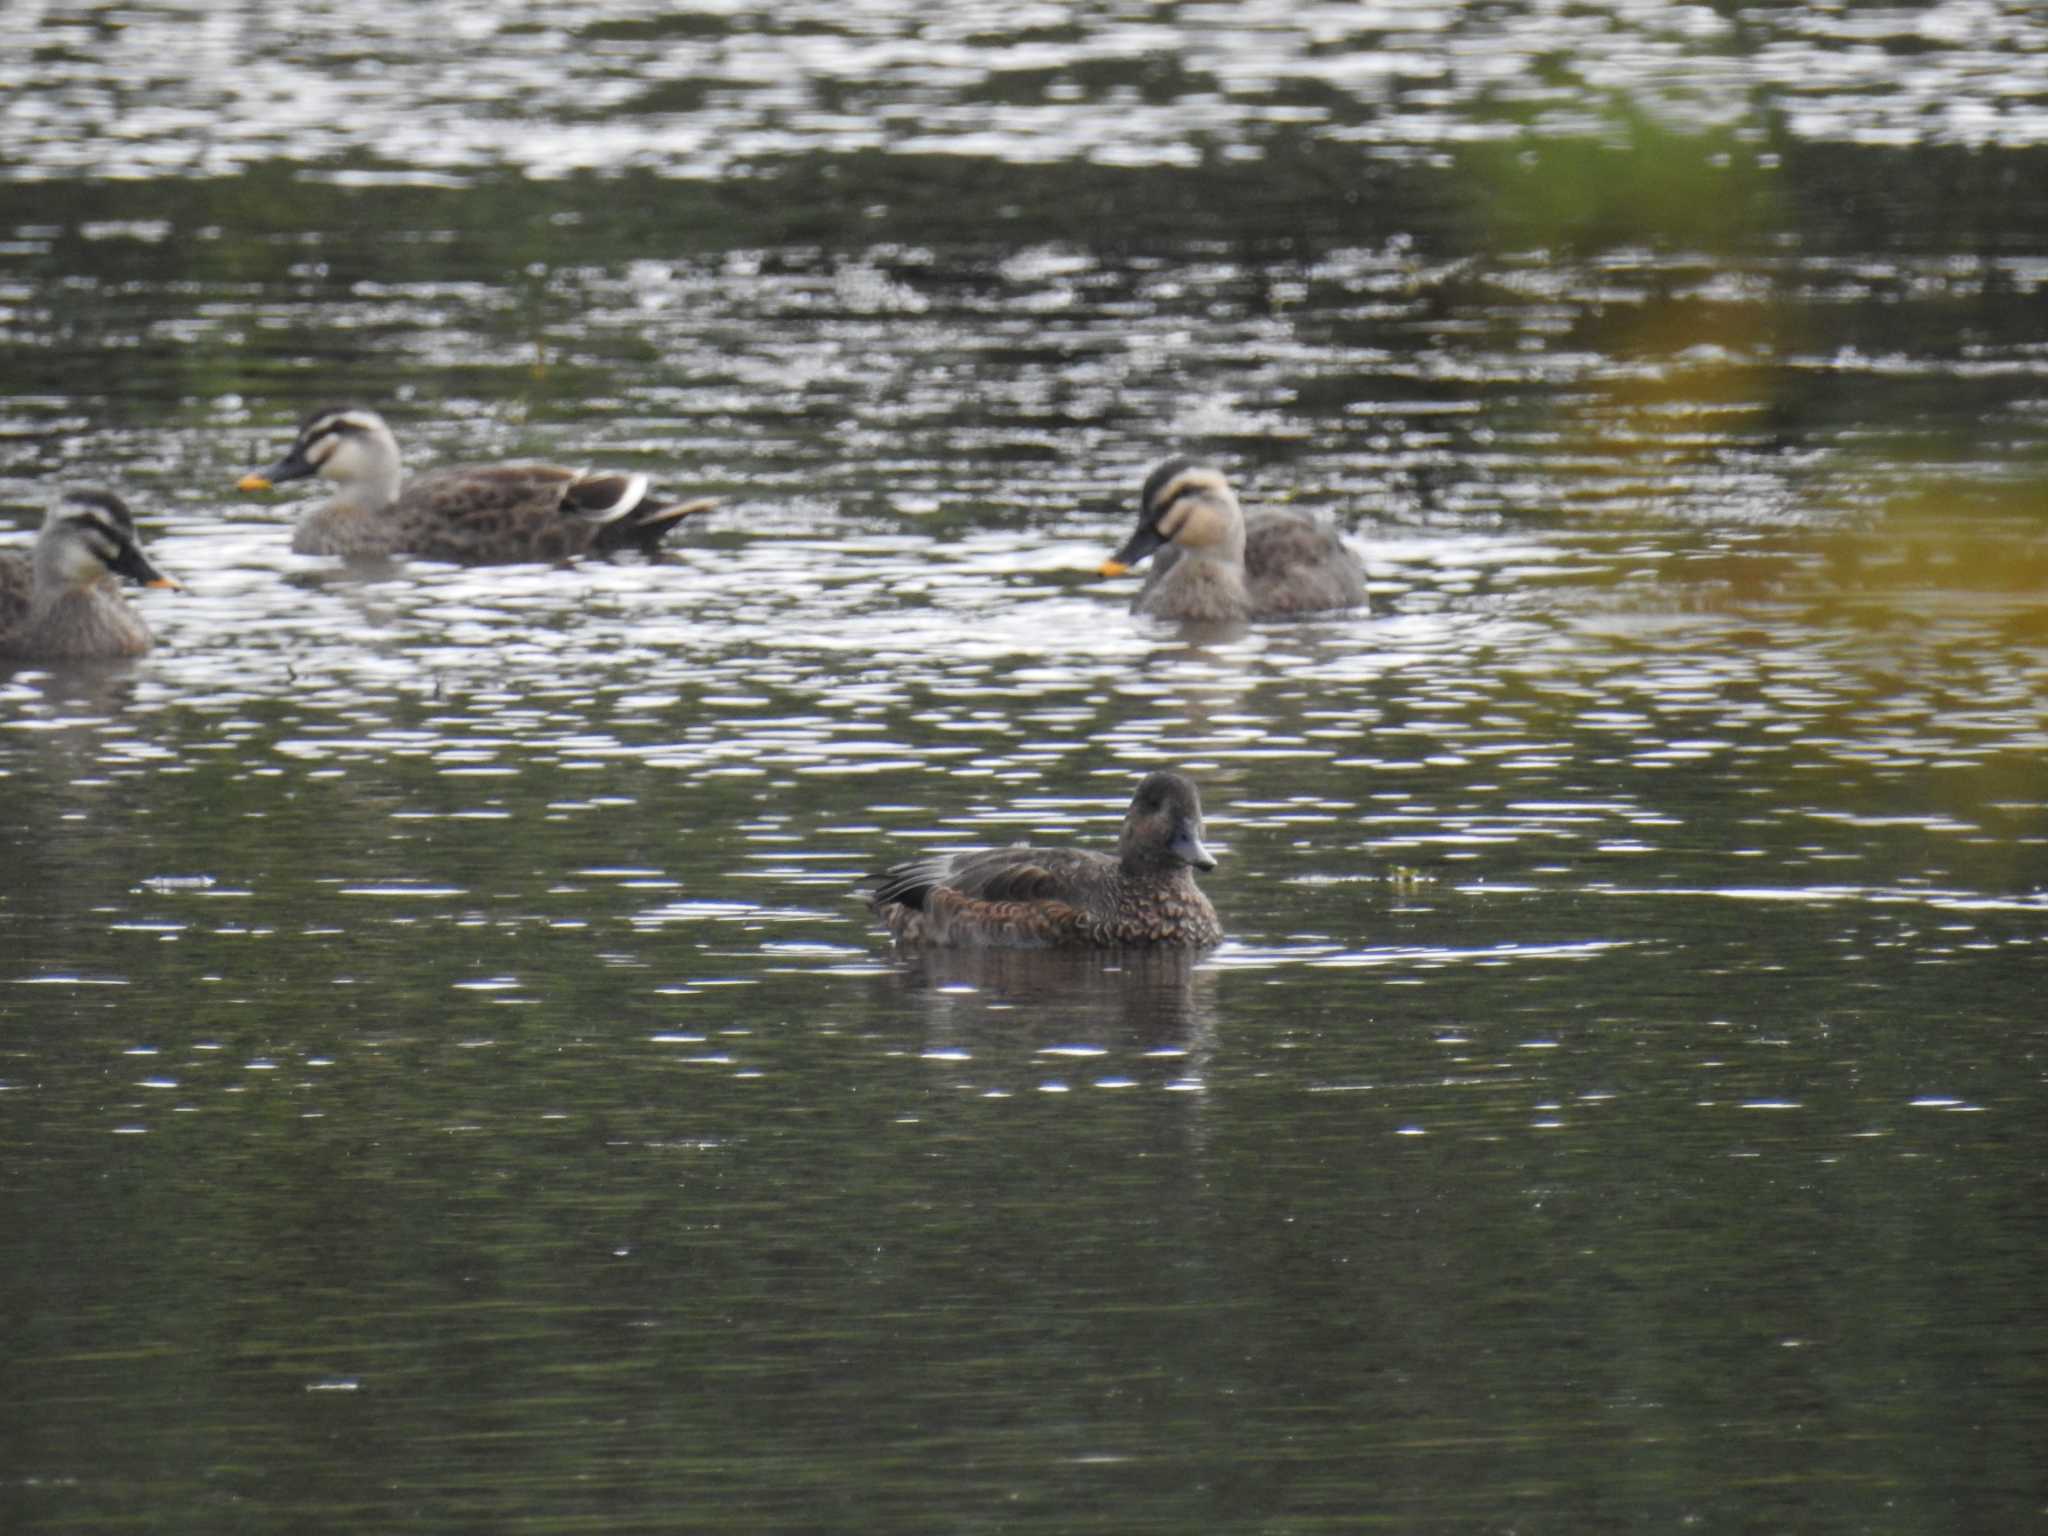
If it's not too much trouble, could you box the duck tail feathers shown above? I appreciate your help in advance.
[591,495,719,557]
[871,856,948,914]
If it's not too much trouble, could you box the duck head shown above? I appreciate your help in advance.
[1118,769,1217,875]
[40,491,180,592]
[238,406,403,504]
[1100,459,1246,577]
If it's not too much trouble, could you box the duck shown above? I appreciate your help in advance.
[236,406,717,563]
[871,771,1223,949]
[1099,458,1367,621]
[0,491,180,660]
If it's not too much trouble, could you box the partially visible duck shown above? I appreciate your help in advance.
[1099,458,1366,621]
[871,771,1223,949]
[236,406,717,563]
[0,491,180,659]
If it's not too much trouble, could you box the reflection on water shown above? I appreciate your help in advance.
[891,945,1219,1094]
[5,4,2048,1533]
[11,0,2048,185]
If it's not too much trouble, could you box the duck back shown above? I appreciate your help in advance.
[1242,508,1368,615]
[876,845,1219,948]
[0,569,153,658]
[394,465,603,563]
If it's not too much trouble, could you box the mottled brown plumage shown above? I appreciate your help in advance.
[0,491,179,660]
[1100,458,1366,621]
[872,772,1223,949]
[237,407,716,564]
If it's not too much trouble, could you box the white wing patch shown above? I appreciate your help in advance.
[581,471,650,523]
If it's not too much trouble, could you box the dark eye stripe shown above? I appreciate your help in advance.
[1147,482,1198,523]
[300,407,372,444]
[58,515,126,565]
[303,417,370,460]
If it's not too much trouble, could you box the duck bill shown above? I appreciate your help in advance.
[108,540,181,591]
[1101,522,1166,578]
[1170,820,1216,871]
[237,447,315,493]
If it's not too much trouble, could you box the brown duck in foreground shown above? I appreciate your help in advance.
[871,771,1223,949]
[1100,458,1366,622]
[0,491,180,660]
[237,406,717,563]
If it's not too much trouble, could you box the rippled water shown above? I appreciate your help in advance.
[5,6,2048,1534]
[12,0,2048,184]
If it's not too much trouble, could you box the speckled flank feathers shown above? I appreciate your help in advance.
[237,406,716,564]
[0,490,179,660]
[871,771,1223,949]
[1102,458,1366,622]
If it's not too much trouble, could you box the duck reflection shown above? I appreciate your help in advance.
[0,655,149,710]
[886,945,1221,1096]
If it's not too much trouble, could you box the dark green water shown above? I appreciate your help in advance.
[4,5,2047,1532]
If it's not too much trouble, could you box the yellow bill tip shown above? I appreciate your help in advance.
[147,576,183,591]
[1098,559,1130,578]
[236,473,273,493]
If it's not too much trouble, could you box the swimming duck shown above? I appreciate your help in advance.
[236,406,717,563]
[1099,458,1366,621]
[0,491,180,660]
[871,771,1223,949]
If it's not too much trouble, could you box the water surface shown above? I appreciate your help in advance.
[4,5,2047,1533]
